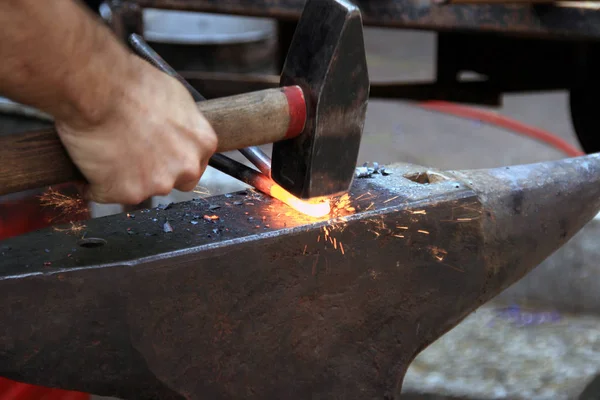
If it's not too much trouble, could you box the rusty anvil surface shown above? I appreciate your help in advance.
[132,0,600,40]
[0,156,599,399]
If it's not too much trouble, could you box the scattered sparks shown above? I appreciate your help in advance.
[418,230,430,235]
[39,187,87,221]
[329,193,356,218]
[316,223,347,256]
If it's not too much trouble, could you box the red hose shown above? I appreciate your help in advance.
[419,100,585,158]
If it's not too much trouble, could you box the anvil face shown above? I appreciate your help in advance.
[0,155,599,400]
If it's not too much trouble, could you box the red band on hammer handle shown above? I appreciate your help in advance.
[283,86,307,139]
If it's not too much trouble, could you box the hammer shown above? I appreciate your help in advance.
[0,0,369,200]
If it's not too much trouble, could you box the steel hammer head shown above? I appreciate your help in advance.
[271,0,370,200]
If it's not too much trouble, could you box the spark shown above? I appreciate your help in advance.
[428,246,448,262]
[456,217,475,222]
[369,230,380,238]
[397,226,409,230]
[410,210,427,215]
[53,221,86,236]
[418,230,430,235]
[333,238,337,249]
[39,187,87,221]
[393,234,405,238]
[354,192,369,201]
[366,202,375,211]
[303,245,307,255]
[203,215,220,222]
[340,242,345,255]
[317,235,321,242]
[441,263,464,273]
[193,185,210,196]
[354,191,376,201]
[383,195,400,204]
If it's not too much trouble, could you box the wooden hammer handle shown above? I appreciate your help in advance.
[0,86,306,197]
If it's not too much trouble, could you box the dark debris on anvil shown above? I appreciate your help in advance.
[356,162,392,178]
[208,205,221,211]
[157,203,173,211]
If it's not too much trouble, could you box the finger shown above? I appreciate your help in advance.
[174,177,200,193]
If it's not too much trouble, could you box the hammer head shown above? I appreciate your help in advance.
[271,0,370,200]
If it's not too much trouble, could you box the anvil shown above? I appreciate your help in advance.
[0,154,598,399]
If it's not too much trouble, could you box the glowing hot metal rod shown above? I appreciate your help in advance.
[208,153,331,218]
[0,154,598,399]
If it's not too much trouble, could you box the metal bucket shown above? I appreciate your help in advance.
[142,9,278,74]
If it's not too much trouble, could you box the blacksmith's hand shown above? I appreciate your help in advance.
[55,56,218,205]
[0,0,217,205]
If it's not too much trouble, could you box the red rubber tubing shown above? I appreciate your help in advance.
[418,100,585,158]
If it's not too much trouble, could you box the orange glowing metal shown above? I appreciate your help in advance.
[269,185,331,218]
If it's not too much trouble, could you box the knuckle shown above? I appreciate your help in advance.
[202,128,218,154]
[151,176,174,196]
[181,157,201,182]
[175,180,198,193]
[122,185,147,205]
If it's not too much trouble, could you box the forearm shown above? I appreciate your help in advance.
[0,0,135,127]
